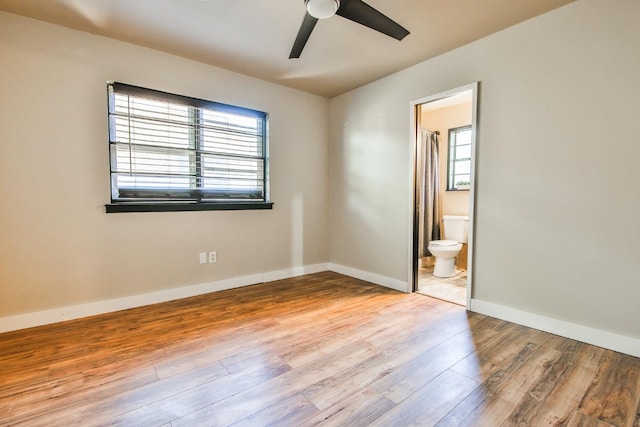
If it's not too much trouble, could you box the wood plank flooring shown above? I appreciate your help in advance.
[0,271,638,426]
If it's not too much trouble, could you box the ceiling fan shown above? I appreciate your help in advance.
[290,0,410,58]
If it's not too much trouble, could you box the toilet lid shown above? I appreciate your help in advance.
[430,240,459,246]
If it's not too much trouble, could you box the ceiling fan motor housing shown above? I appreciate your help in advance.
[305,0,340,19]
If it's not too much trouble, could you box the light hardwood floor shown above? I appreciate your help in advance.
[1,272,639,426]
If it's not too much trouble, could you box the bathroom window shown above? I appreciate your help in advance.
[447,125,472,191]
[106,82,272,213]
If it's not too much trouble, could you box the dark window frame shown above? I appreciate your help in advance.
[447,125,472,191]
[105,82,272,213]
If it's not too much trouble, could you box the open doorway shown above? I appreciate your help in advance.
[410,83,478,307]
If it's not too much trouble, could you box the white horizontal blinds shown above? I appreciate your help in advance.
[108,83,266,202]
[111,94,194,194]
[199,109,264,199]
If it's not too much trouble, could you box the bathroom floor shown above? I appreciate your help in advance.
[417,266,467,306]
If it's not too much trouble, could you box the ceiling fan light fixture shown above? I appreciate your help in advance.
[305,0,339,19]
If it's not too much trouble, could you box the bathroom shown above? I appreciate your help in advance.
[415,89,472,306]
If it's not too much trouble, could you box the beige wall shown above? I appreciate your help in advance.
[329,0,640,339]
[420,102,472,216]
[0,12,329,317]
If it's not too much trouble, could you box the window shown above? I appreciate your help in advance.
[447,125,472,191]
[106,82,271,213]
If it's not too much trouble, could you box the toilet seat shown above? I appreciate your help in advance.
[429,240,459,246]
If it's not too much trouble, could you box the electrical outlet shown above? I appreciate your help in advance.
[209,251,217,263]
[199,252,207,264]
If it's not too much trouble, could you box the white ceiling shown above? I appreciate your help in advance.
[0,0,574,98]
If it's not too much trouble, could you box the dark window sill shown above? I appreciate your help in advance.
[106,202,274,213]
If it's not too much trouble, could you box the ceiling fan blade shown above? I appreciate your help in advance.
[336,0,409,41]
[290,12,319,59]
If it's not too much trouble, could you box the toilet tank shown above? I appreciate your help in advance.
[443,215,469,243]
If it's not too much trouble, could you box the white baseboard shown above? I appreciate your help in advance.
[328,263,409,293]
[470,299,640,358]
[263,263,329,283]
[0,263,330,334]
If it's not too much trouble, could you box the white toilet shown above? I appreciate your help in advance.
[428,215,469,278]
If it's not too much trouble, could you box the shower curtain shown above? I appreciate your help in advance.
[419,129,442,257]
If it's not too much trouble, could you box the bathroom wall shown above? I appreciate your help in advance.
[420,101,472,217]
[0,11,329,320]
